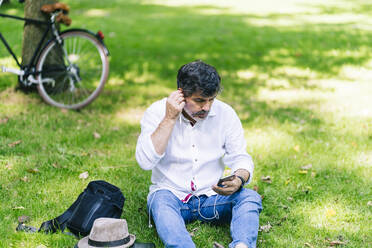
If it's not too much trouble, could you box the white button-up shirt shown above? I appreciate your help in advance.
[136,98,254,201]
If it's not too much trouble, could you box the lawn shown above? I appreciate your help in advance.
[0,0,371,247]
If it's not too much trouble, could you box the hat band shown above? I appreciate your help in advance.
[88,235,131,247]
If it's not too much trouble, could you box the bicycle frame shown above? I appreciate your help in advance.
[0,12,52,71]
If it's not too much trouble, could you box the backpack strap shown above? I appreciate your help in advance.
[38,192,83,235]
[16,192,83,237]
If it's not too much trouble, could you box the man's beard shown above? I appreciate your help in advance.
[192,110,209,119]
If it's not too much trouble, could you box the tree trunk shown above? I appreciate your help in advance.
[19,0,58,92]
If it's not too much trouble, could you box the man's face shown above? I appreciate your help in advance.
[184,91,217,120]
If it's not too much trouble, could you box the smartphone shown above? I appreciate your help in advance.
[217,175,236,187]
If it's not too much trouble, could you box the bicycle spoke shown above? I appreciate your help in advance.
[37,31,108,109]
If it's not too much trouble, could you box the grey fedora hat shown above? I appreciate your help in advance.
[77,218,135,248]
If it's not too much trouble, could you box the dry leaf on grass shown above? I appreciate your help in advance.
[112,126,120,131]
[5,163,13,170]
[253,185,259,192]
[294,145,300,152]
[0,117,9,124]
[12,206,25,210]
[27,168,39,174]
[261,176,272,183]
[301,164,312,170]
[18,215,30,223]
[60,108,68,114]
[298,170,308,174]
[93,132,101,139]
[79,171,89,179]
[329,240,346,246]
[20,176,29,182]
[259,223,272,232]
[213,242,224,248]
[189,227,199,237]
[325,209,336,217]
[8,140,22,147]
[304,243,314,248]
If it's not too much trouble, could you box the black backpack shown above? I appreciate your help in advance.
[17,180,125,237]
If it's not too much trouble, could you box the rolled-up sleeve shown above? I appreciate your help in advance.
[222,108,254,184]
[135,104,165,170]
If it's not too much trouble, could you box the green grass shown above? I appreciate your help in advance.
[1,0,371,247]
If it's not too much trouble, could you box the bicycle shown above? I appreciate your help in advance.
[0,1,109,109]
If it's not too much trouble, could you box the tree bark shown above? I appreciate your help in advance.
[21,0,58,66]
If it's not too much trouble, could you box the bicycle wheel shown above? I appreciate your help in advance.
[36,30,109,109]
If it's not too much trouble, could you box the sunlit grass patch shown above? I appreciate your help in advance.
[299,201,363,233]
[1,0,372,247]
[115,107,145,125]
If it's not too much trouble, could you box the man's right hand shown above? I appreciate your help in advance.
[165,89,185,120]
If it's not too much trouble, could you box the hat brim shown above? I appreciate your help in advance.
[77,234,136,248]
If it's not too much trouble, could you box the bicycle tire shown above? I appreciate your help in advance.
[36,30,109,109]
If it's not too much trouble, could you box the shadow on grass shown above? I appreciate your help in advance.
[1,0,371,247]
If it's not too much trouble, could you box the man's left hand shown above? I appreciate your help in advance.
[212,176,242,196]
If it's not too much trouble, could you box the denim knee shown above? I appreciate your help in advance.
[147,190,180,212]
[233,188,262,212]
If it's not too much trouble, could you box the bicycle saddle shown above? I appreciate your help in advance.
[40,2,70,14]
[56,12,72,26]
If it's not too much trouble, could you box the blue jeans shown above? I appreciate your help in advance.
[147,189,262,248]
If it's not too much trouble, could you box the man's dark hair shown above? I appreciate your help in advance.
[177,60,221,97]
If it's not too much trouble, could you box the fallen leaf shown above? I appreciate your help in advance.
[20,176,29,182]
[287,197,293,201]
[298,170,308,174]
[0,117,9,124]
[329,240,346,246]
[213,242,224,248]
[326,209,336,218]
[367,201,372,206]
[79,171,89,179]
[253,185,259,192]
[259,223,272,232]
[301,164,312,170]
[189,227,199,237]
[18,215,30,223]
[61,108,68,114]
[304,243,314,248]
[261,176,272,184]
[27,168,39,174]
[294,145,300,152]
[8,140,22,147]
[112,126,119,131]
[285,178,291,185]
[51,163,58,168]
[5,163,13,170]
[93,132,101,139]
[13,206,25,210]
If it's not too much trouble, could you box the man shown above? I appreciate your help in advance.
[136,61,262,248]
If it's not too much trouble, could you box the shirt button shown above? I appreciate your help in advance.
[194,158,198,162]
